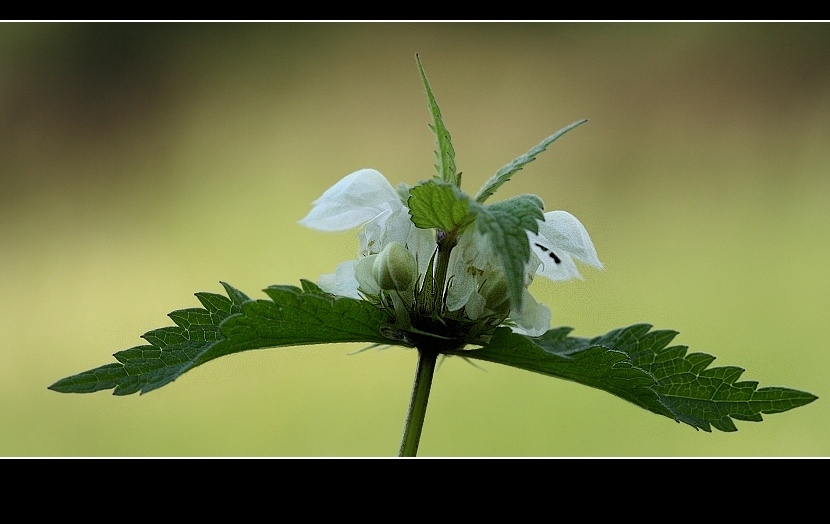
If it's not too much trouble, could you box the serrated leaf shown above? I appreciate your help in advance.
[446,326,665,416]
[474,119,588,204]
[472,194,544,309]
[407,180,473,233]
[48,282,395,396]
[597,324,820,431]
[416,54,458,186]
[451,324,818,432]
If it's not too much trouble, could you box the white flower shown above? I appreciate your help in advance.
[446,210,602,337]
[299,168,413,258]
[299,168,433,298]
[300,168,602,340]
[511,288,552,337]
[527,210,603,282]
[512,211,602,335]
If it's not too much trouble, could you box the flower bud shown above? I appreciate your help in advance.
[373,242,418,292]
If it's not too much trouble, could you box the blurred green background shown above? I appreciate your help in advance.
[2,22,827,456]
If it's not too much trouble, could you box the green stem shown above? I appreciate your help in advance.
[431,230,456,313]
[399,347,439,457]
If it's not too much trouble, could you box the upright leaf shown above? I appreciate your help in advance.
[474,119,588,204]
[416,54,458,187]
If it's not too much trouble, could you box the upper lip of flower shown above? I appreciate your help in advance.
[299,168,415,258]
[528,210,604,282]
[298,168,404,232]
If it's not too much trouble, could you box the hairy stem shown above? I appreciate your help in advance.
[399,347,439,457]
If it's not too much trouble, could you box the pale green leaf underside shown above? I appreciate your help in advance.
[408,180,472,233]
[449,324,818,432]
[416,54,458,186]
[48,281,393,395]
[474,119,588,204]
[472,194,544,309]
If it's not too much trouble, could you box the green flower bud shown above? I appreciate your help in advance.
[373,242,418,292]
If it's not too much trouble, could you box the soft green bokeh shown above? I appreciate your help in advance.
[2,22,827,456]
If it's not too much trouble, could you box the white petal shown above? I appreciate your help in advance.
[463,291,486,320]
[529,210,602,281]
[353,256,380,296]
[454,227,491,272]
[358,203,412,256]
[317,260,361,298]
[509,289,551,337]
[406,226,438,276]
[445,265,477,312]
[539,211,602,268]
[299,168,403,232]
[529,241,583,281]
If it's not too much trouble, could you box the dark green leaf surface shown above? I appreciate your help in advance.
[450,324,818,432]
[49,281,393,395]
[49,284,817,432]
[474,119,588,204]
[596,324,819,431]
[472,194,544,309]
[448,326,666,417]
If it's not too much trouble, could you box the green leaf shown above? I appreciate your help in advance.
[474,119,588,204]
[472,194,544,309]
[450,324,818,432]
[596,324,819,431]
[408,180,473,233]
[448,326,665,417]
[48,281,395,396]
[416,54,458,187]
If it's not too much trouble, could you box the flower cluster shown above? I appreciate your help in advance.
[300,168,602,343]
